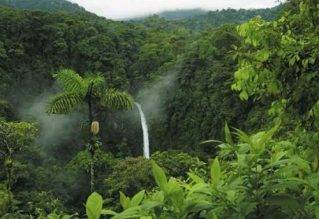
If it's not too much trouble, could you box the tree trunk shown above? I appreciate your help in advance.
[87,82,95,193]
[90,154,95,193]
[5,156,12,209]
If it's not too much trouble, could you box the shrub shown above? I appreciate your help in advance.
[151,150,206,179]
[104,157,153,209]
[14,191,64,217]
[0,100,14,121]
[0,184,10,216]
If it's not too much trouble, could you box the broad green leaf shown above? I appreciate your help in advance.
[143,200,163,209]
[86,192,103,219]
[239,90,249,100]
[224,122,233,145]
[101,209,117,216]
[270,151,286,164]
[165,178,182,195]
[151,160,167,190]
[151,191,164,203]
[226,190,236,202]
[291,157,311,173]
[188,183,212,196]
[256,49,270,62]
[47,214,59,219]
[211,158,221,185]
[113,206,142,219]
[120,191,130,210]
[130,190,145,207]
[187,172,205,184]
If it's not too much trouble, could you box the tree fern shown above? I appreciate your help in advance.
[47,92,83,114]
[48,70,134,114]
[84,74,105,89]
[54,69,87,95]
[101,89,134,110]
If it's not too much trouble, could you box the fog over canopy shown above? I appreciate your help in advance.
[69,0,281,20]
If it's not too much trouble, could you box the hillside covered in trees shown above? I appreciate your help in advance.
[138,6,284,31]
[0,0,319,218]
[0,0,87,13]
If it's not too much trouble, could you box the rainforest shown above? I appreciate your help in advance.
[0,0,319,218]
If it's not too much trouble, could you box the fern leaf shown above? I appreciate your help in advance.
[101,89,133,110]
[47,92,83,114]
[54,69,86,94]
[84,74,105,91]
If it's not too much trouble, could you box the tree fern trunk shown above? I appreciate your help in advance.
[87,82,95,192]
[90,153,94,193]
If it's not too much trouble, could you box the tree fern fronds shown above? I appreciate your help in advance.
[47,92,83,114]
[101,89,134,110]
[54,69,86,94]
[84,74,105,89]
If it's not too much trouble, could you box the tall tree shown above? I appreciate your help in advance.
[0,121,37,206]
[232,0,319,127]
[47,69,133,191]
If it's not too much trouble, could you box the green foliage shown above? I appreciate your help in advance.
[86,192,103,219]
[101,89,134,110]
[0,121,37,153]
[119,190,145,210]
[0,184,10,216]
[158,24,247,149]
[0,0,317,218]
[0,121,37,181]
[151,151,206,179]
[210,158,221,185]
[0,121,37,215]
[104,157,154,200]
[54,69,88,95]
[68,150,116,173]
[47,92,83,114]
[0,0,87,14]
[47,69,133,115]
[101,125,319,218]
[151,160,167,191]
[0,100,14,121]
[135,6,283,31]
[14,191,65,217]
[0,4,275,153]
[232,0,319,125]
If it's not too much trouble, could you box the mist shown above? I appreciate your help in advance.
[69,0,281,20]
[136,71,177,121]
[19,91,83,147]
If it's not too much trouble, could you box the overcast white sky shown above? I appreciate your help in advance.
[69,0,280,20]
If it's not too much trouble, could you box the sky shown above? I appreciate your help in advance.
[69,0,281,20]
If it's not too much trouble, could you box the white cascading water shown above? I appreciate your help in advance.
[135,102,150,159]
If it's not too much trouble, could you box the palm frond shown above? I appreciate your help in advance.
[101,89,134,110]
[54,69,86,94]
[47,92,83,114]
[84,74,105,89]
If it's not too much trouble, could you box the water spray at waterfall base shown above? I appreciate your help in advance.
[135,102,150,159]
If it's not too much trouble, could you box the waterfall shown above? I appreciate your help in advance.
[135,102,150,159]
